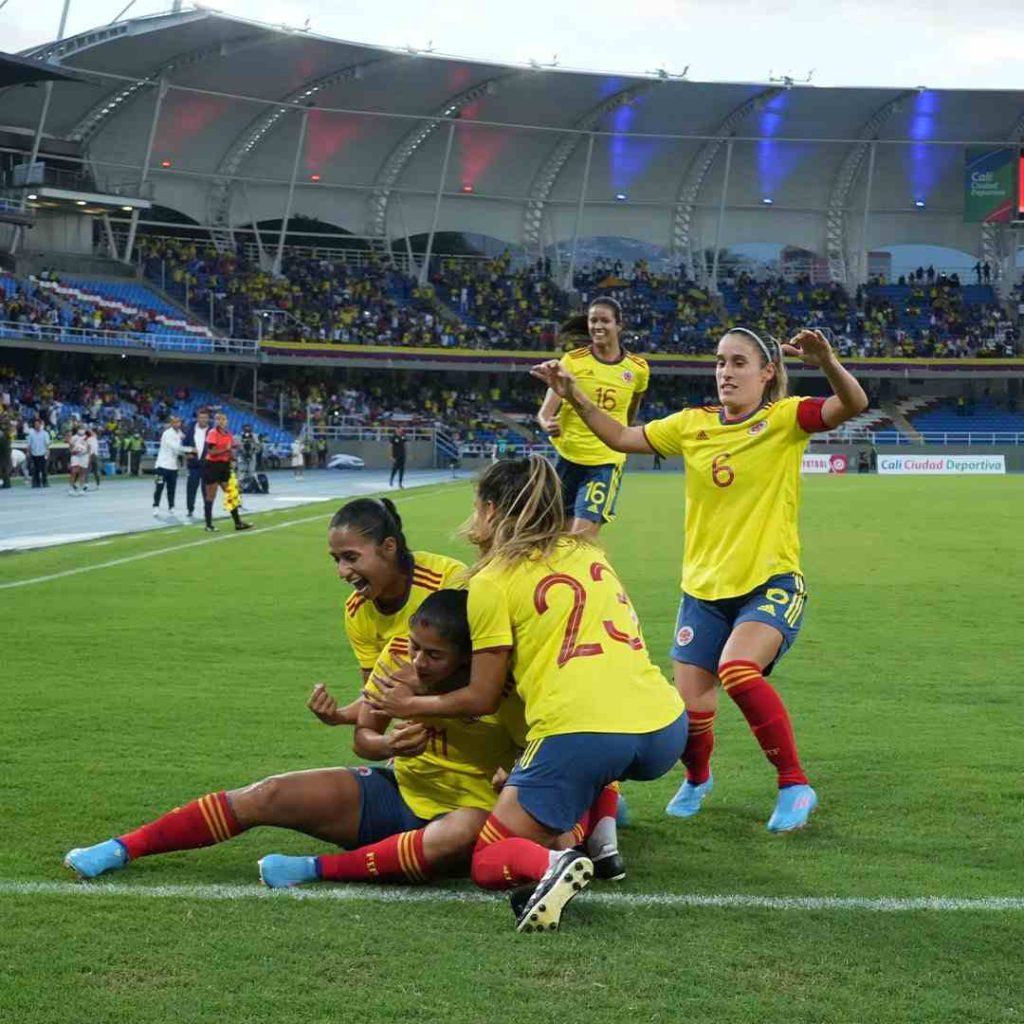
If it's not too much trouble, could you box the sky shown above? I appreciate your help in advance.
[4,0,1024,91]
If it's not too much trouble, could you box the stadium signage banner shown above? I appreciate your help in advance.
[877,455,1006,475]
[964,148,1014,224]
[801,453,848,474]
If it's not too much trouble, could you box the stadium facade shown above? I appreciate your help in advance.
[2,9,1024,285]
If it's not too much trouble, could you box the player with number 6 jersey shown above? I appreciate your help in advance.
[532,326,868,834]
[536,298,649,538]
[364,456,686,933]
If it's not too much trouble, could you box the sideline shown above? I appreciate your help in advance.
[0,484,454,591]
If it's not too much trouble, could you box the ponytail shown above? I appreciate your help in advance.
[329,497,412,567]
[464,454,571,577]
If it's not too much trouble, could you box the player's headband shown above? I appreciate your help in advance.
[729,326,778,363]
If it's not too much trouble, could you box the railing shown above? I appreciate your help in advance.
[0,320,258,356]
[870,430,1024,446]
[308,424,435,443]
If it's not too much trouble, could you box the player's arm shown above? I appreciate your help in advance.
[627,390,645,426]
[783,329,869,429]
[307,680,362,726]
[531,360,653,454]
[352,697,428,761]
[537,388,562,437]
[364,649,509,720]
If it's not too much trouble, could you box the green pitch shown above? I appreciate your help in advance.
[2,475,1022,1023]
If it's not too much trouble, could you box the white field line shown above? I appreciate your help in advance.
[0,485,452,591]
[1,879,1021,913]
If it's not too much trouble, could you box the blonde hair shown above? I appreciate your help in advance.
[463,455,575,578]
[724,328,788,404]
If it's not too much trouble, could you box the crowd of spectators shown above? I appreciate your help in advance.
[1,272,165,336]
[2,240,1019,359]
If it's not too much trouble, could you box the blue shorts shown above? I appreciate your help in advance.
[554,457,623,525]
[670,573,807,676]
[348,766,429,846]
[507,713,688,832]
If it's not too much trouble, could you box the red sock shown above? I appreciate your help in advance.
[471,815,551,891]
[118,791,241,860]
[682,709,716,785]
[719,660,808,788]
[317,829,431,884]
[584,785,619,841]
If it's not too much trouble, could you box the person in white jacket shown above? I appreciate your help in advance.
[153,416,184,518]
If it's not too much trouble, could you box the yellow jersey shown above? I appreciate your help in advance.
[553,346,649,467]
[643,396,822,601]
[467,538,683,741]
[344,550,467,670]
[365,640,525,820]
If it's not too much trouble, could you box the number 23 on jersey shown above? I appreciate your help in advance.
[533,561,643,667]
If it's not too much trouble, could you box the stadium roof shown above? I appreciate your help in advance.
[0,51,89,88]
[2,10,1022,273]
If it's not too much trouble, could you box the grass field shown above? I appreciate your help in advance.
[3,474,1023,1023]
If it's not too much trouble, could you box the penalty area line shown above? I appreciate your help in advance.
[0,484,454,591]
[2,880,1022,913]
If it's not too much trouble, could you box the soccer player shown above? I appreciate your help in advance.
[536,298,649,538]
[201,411,251,532]
[306,497,467,729]
[531,327,868,832]
[64,592,518,884]
[366,456,687,932]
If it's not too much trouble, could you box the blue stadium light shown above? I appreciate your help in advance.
[914,199,926,208]
[615,192,627,201]
[762,197,774,205]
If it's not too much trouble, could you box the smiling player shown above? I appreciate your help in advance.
[536,297,649,538]
[532,327,868,832]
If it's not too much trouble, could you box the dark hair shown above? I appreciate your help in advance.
[409,589,471,657]
[588,295,623,324]
[329,497,412,566]
[557,313,590,346]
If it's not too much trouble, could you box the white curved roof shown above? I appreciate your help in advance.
[3,10,1022,263]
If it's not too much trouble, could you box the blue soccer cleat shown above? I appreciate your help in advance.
[767,784,818,833]
[614,794,631,828]
[665,774,713,818]
[64,839,129,879]
[258,854,318,889]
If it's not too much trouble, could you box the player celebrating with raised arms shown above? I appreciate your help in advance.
[536,298,649,538]
[532,327,868,832]
[65,591,518,886]
[307,497,467,728]
[366,456,687,932]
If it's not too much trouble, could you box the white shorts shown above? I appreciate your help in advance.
[70,455,90,469]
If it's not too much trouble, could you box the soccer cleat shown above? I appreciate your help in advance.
[204,525,216,533]
[64,839,128,879]
[615,794,631,828]
[258,854,318,889]
[235,521,253,532]
[508,884,535,923]
[514,849,593,933]
[767,784,818,833]
[591,851,626,882]
[665,774,713,818]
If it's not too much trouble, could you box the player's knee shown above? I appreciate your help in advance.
[237,774,290,821]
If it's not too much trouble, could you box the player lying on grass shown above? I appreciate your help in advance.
[367,456,687,932]
[65,590,625,889]
[532,326,868,832]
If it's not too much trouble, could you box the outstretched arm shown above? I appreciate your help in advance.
[531,361,653,455]
[782,330,869,429]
